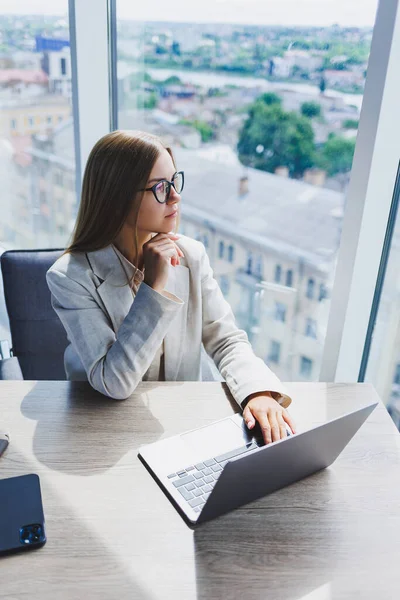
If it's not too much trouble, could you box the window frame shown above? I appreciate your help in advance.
[320,0,400,383]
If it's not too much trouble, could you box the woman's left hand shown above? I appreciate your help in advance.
[243,392,296,445]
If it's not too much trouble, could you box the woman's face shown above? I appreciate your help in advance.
[135,148,181,237]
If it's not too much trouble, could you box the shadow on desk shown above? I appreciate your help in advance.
[20,381,165,476]
[0,446,154,600]
[193,469,338,600]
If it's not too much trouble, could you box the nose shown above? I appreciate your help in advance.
[168,185,181,204]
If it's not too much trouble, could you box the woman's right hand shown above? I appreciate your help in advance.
[143,233,184,293]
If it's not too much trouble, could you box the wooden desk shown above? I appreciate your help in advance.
[0,381,399,600]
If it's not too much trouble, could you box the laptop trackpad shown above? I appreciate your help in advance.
[181,418,248,459]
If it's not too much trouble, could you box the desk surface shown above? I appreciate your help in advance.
[0,381,399,600]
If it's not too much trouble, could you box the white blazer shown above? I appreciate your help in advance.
[46,235,292,409]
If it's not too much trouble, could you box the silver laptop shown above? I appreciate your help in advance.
[138,402,377,526]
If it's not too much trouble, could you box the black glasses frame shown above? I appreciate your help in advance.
[140,171,185,204]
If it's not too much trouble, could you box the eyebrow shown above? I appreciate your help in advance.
[148,172,177,184]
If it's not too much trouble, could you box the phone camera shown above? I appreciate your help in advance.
[20,523,45,546]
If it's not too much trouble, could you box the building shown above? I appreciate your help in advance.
[173,147,342,383]
[0,95,71,138]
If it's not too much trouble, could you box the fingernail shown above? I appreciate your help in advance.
[247,420,253,429]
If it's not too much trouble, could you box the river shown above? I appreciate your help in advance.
[140,67,364,111]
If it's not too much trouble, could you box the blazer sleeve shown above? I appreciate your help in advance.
[46,269,183,399]
[199,247,292,409]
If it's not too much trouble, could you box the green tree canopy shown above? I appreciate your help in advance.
[163,75,182,85]
[319,135,356,175]
[258,92,282,106]
[238,100,315,178]
[343,118,359,129]
[301,101,321,118]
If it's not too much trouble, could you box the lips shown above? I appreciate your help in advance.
[166,210,178,218]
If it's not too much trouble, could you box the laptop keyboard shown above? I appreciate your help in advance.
[167,440,259,513]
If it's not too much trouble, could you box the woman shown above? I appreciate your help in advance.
[47,130,296,444]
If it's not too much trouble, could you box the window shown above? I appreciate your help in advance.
[58,115,63,122]
[60,57,67,75]
[203,234,209,248]
[306,278,315,300]
[0,3,75,259]
[394,364,400,386]
[54,172,63,187]
[115,0,378,385]
[274,302,287,323]
[300,356,313,377]
[255,255,263,277]
[319,283,328,302]
[220,275,230,296]
[268,341,281,364]
[305,318,317,338]
[246,251,253,275]
[274,264,282,284]
[364,188,400,422]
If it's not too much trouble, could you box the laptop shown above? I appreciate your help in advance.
[138,401,377,526]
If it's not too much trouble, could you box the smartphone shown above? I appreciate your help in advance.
[0,433,9,458]
[0,474,46,555]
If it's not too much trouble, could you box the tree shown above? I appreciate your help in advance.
[319,135,356,176]
[343,118,359,129]
[237,101,316,178]
[258,92,282,106]
[163,75,182,86]
[301,101,321,118]
[319,76,326,94]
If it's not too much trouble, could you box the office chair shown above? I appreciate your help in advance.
[0,249,68,380]
[0,248,221,383]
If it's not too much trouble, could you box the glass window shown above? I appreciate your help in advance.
[220,275,230,296]
[300,356,313,377]
[319,283,328,302]
[246,251,253,274]
[306,278,315,300]
[274,302,287,323]
[115,0,378,383]
[255,255,263,277]
[0,6,76,252]
[268,340,281,364]
[364,188,400,429]
[228,244,235,263]
[60,57,67,75]
[305,317,317,338]
[274,265,282,284]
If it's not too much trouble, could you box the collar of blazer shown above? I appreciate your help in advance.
[86,244,190,380]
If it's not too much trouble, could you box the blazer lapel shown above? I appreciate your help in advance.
[86,246,133,333]
[87,246,190,378]
[163,264,189,380]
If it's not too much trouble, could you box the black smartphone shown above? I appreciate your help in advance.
[0,474,46,555]
[0,433,9,458]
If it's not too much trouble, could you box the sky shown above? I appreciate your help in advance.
[1,0,378,27]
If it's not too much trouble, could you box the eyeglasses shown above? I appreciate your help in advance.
[141,171,185,204]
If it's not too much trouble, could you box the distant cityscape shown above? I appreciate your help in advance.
[0,13,399,427]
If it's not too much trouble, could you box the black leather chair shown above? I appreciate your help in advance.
[0,249,68,380]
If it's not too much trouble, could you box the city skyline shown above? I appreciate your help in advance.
[1,0,378,27]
